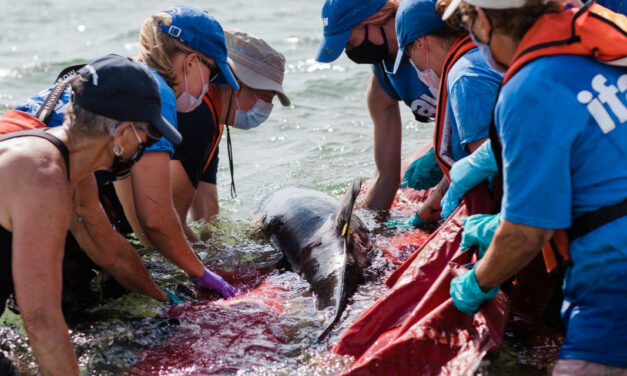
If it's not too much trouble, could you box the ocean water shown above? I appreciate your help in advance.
[0,1,559,375]
[0,0,432,208]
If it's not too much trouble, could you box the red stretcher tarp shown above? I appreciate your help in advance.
[334,185,511,376]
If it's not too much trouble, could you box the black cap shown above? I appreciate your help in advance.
[74,54,182,144]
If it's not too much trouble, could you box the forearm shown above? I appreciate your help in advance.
[474,219,553,289]
[23,313,78,376]
[365,75,402,210]
[418,177,449,222]
[103,245,168,301]
[190,182,219,221]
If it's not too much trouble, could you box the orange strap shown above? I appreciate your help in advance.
[503,3,627,85]
[433,36,476,180]
[201,85,224,174]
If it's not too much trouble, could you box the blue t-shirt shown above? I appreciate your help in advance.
[446,48,502,161]
[372,55,437,121]
[143,65,177,156]
[496,55,627,367]
[14,62,177,156]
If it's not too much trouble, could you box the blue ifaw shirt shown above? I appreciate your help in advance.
[372,55,437,121]
[446,48,502,161]
[497,54,627,367]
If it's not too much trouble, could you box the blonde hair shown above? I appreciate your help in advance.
[360,0,401,26]
[137,12,201,87]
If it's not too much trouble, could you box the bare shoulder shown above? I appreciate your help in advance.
[0,137,72,217]
[0,136,69,188]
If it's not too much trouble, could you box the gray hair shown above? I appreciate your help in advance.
[64,76,149,136]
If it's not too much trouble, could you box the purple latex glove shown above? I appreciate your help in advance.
[190,268,238,298]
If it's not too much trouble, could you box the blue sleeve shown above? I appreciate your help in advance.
[371,64,401,101]
[497,78,573,229]
[448,74,496,148]
[14,85,72,128]
[145,71,177,156]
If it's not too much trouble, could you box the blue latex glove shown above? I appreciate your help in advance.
[450,268,500,315]
[385,212,435,229]
[401,147,444,191]
[162,289,182,305]
[440,141,499,219]
[190,268,238,298]
[460,213,503,258]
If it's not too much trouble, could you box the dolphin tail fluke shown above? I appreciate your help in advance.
[318,177,362,342]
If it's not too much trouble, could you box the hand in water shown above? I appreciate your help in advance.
[401,147,444,191]
[162,289,182,305]
[190,268,238,298]
[385,212,437,229]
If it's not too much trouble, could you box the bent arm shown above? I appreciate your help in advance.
[417,177,449,222]
[115,152,204,277]
[10,181,78,375]
[70,176,167,301]
[170,160,200,242]
[365,74,402,210]
[474,219,554,289]
[190,182,219,222]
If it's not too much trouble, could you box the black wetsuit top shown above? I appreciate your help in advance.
[0,129,70,315]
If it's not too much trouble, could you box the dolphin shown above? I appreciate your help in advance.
[260,177,373,340]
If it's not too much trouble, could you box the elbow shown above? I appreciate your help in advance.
[22,308,65,342]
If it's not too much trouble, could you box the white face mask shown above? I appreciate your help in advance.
[233,94,273,130]
[176,58,209,113]
[410,41,441,90]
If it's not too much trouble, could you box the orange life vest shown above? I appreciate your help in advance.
[201,85,224,174]
[0,109,47,135]
[433,36,476,180]
[490,2,627,274]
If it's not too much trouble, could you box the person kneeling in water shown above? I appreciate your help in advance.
[0,55,181,376]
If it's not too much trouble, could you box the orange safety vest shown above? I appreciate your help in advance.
[433,36,477,180]
[0,109,47,134]
[490,2,627,273]
[201,85,224,174]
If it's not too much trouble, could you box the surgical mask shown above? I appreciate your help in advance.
[176,58,209,113]
[469,21,507,74]
[346,27,389,65]
[109,124,145,179]
[410,42,440,90]
[233,94,273,130]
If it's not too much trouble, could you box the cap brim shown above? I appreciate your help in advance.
[152,115,182,145]
[229,59,291,106]
[214,61,240,91]
[392,45,406,75]
[442,0,464,20]
[315,29,353,63]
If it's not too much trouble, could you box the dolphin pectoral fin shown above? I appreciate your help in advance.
[333,177,362,238]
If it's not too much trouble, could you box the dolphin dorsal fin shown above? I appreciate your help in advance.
[333,177,362,237]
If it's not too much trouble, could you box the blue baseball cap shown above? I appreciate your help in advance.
[315,0,388,63]
[393,0,445,73]
[76,54,182,144]
[160,5,239,91]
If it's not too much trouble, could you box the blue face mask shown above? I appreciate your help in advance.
[469,27,507,74]
[233,95,274,130]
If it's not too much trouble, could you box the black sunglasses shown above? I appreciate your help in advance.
[199,56,220,82]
